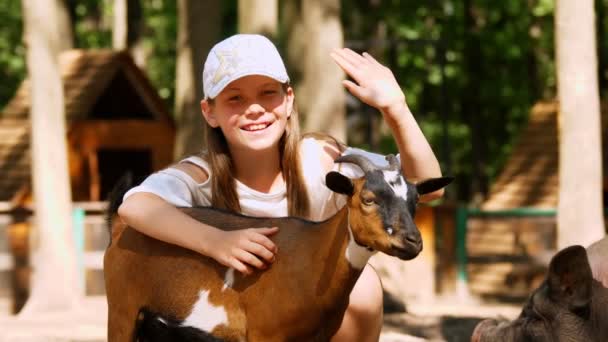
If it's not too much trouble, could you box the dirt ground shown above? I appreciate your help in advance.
[383,312,486,342]
[0,297,521,342]
[380,297,522,342]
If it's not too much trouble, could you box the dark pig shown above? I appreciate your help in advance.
[471,240,608,342]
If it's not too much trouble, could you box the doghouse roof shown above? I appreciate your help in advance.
[0,49,173,202]
[482,101,608,209]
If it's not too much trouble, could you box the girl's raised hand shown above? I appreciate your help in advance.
[206,227,279,276]
[330,48,408,117]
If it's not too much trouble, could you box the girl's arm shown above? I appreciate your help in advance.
[117,173,278,275]
[330,48,444,201]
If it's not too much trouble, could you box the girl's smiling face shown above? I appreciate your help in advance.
[201,75,294,153]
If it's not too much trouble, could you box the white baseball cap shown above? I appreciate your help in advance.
[202,34,290,99]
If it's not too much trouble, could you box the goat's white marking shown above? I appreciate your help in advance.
[223,268,235,290]
[345,214,376,269]
[181,290,229,332]
[383,170,409,201]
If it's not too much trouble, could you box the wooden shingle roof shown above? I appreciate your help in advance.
[482,102,559,209]
[482,101,607,209]
[0,120,30,203]
[1,49,170,122]
[0,49,172,202]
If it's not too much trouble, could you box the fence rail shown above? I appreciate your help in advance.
[0,201,109,300]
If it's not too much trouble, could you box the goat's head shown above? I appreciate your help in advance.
[326,154,453,260]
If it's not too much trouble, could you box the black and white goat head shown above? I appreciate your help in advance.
[326,154,453,260]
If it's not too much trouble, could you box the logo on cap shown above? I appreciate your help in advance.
[212,48,241,85]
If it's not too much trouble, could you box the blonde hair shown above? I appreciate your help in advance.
[203,84,316,218]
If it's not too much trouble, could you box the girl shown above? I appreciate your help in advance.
[118,34,443,341]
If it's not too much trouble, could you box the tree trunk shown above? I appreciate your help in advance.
[284,0,346,141]
[596,0,607,93]
[56,0,74,51]
[173,0,220,160]
[113,0,128,50]
[238,0,277,37]
[112,0,145,67]
[19,0,79,315]
[556,0,605,248]
[463,0,487,204]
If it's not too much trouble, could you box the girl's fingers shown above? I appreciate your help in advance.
[342,48,368,65]
[236,250,266,270]
[330,49,354,66]
[257,226,279,236]
[330,51,360,79]
[333,49,389,86]
[246,241,276,263]
[362,52,385,68]
[250,227,278,251]
[342,80,368,100]
[231,258,252,275]
[333,49,368,72]
[250,233,278,254]
[361,51,377,62]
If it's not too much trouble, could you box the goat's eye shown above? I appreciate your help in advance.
[362,198,375,206]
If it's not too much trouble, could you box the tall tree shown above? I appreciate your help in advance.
[555,0,605,248]
[284,0,345,141]
[19,0,79,314]
[463,0,488,204]
[238,0,277,37]
[113,0,128,50]
[56,0,74,51]
[112,0,142,52]
[173,0,220,160]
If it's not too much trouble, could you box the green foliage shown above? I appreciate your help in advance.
[72,0,178,107]
[72,0,112,48]
[342,0,558,201]
[139,0,177,106]
[0,0,25,110]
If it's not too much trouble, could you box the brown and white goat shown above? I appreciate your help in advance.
[104,154,452,341]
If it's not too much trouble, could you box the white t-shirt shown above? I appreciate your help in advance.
[123,137,397,221]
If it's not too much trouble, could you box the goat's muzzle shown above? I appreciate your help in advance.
[389,236,423,260]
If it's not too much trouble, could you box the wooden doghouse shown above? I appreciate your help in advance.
[466,101,608,301]
[0,49,175,313]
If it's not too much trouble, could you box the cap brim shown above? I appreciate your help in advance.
[205,70,289,99]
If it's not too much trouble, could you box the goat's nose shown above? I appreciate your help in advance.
[405,232,420,244]
[404,232,422,250]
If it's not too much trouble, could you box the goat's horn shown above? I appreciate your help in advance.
[335,154,377,173]
[385,154,400,171]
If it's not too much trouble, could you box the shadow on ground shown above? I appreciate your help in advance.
[384,313,486,342]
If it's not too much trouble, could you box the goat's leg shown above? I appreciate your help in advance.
[107,302,139,342]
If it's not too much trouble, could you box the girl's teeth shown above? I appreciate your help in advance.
[246,124,267,131]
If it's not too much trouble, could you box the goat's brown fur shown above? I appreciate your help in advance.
[105,191,367,341]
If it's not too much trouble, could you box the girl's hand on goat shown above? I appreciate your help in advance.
[206,227,279,275]
[330,48,409,126]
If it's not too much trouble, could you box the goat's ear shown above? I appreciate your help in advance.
[416,176,454,195]
[547,245,593,312]
[326,171,354,196]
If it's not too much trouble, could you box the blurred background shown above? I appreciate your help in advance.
[0,0,606,341]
